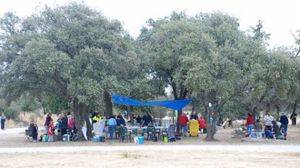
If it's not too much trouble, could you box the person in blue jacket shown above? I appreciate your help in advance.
[108,115,117,139]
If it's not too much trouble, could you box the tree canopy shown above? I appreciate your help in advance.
[0,3,299,140]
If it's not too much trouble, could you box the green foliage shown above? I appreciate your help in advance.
[18,94,39,112]
[0,4,299,124]
[0,3,158,120]
[138,11,300,119]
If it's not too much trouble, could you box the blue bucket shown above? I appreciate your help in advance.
[134,136,144,144]
[138,136,144,144]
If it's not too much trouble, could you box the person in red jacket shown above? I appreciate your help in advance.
[179,112,189,136]
[48,120,55,142]
[198,116,206,133]
[246,113,254,136]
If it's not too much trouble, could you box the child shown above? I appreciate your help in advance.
[198,116,206,134]
[48,120,55,142]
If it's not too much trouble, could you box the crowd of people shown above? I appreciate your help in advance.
[244,112,291,140]
[27,112,76,142]
[24,109,297,142]
[26,111,157,142]
[91,112,154,140]
[178,112,206,137]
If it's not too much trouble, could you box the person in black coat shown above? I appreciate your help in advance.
[290,112,297,125]
[61,113,68,135]
[117,114,126,126]
[28,121,38,141]
[280,113,289,139]
[136,115,142,125]
[142,113,153,126]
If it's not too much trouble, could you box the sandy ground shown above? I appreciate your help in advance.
[1,125,300,147]
[0,145,299,168]
[0,125,300,168]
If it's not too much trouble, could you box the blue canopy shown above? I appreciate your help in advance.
[112,94,192,110]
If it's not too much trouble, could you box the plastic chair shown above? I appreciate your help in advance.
[118,126,128,142]
[147,126,156,140]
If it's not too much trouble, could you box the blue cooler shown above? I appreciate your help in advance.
[92,135,101,142]
[42,134,48,142]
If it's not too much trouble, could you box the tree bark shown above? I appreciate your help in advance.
[204,93,218,141]
[266,103,271,113]
[73,98,87,140]
[205,123,216,141]
[292,100,298,114]
[205,110,218,141]
[104,90,113,117]
[275,104,280,121]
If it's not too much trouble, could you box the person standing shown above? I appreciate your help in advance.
[246,113,254,136]
[47,120,55,142]
[56,114,63,138]
[279,113,289,139]
[61,113,68,136]
[290,112,297,125]
[179,112,189,136]
[108,115,117,139]
[117,114,126,126]
[44,113,52,134]
[0,113,6,130]
[136,115,142,125]
[142,112,152,126]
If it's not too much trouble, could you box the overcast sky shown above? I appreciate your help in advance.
[1,0,299,47]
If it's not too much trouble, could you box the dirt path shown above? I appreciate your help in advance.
[0,145,299,168]
[1,126,300,168]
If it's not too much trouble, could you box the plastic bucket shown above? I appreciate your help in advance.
[138,136,144,144]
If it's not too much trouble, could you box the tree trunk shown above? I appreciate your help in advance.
[104,90,113,116]
[252,106,258,121]
[266,103,271,113]
[205,123,215,141]
[205,94,218,141]
[205,110,217,141]
[83,113,92,139]
[275,104,280,121]
[292,100,298,114]
[73,99,87,140]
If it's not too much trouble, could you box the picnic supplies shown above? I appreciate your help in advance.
[161,130,168,143]
[134,136,144,144]
[118,125,128,142]
[42,134,49,142]
[92,135,101,142]
[62,134,70,142]
[189,119,199,137]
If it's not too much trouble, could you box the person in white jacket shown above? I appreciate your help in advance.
[264,112,274,131]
